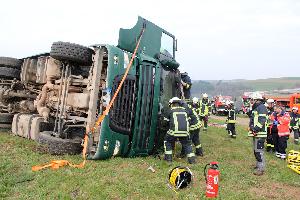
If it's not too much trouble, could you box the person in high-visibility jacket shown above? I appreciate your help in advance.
[266,99,275,152]
[248,92,268,176]
[270,106,290,159]
[226,101,236,138]
[180,97,204,157]
[198,93,209,131]
[163,97,196,164]
[290,106,299,145]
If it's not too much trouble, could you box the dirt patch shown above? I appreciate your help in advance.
[250,182,300,199]
[210,115,249,126]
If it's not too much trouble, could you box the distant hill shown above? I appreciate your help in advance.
[191,77,300,98]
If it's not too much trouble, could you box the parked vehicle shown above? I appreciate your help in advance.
[211,95,232,115]
[12,17,182,160]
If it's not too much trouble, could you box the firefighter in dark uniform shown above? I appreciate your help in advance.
[226,101,236,138]
[198,93,209,131]
[164,97,196,164]
[180,97,203,157]
[290,106,299,145]
[266,99,275,152]
[180,71,192,99]
[248,93,268,176]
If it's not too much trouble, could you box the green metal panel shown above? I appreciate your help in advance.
[89,45,136,160]
[127,54,161,157]
[118,16,162,59]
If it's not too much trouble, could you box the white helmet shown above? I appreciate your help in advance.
[202,93,208,98]
[179,67,187,74]
[192,97,199,104]
[251,92,263,100]
[292,106,299,111]
[169,97,181,105]
[267,99,274,103]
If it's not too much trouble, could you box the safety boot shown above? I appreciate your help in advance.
[188,156,196,164]
[164,154,172,165]
[195,147,204,157]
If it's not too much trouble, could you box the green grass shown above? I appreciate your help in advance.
[1,122,300,199]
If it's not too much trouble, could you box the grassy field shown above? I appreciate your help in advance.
[1,120,300,199]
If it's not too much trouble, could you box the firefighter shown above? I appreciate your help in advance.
[270,106,290,159]
[290,106,299,145]
[266,99,275,152]
[198,93,209,131]
[248,92,268,176]
[180,97,203,157]
[226,101,236,138]
[163,97,196,164]
[180,71,192,99]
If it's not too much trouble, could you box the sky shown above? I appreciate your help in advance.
[1,0,300,80]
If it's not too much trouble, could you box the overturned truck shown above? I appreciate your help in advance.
[11,17,182,159]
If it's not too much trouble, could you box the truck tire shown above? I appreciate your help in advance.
[38,131,83,155]
[0,57,22,69]
[0,67,20,79]
[0,113,14,129]
[50,42,93,66]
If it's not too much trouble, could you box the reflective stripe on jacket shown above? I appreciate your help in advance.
[198,100,209,116]
[273,112,290,137]
[227,109,236,123]
[167,106,189,137]
[290,112,299,129]
[249,102,268,138]
[188,104,202,130]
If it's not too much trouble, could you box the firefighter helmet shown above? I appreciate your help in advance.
[251,92,263,100]
[292,106,299,111]
[169,97,181,105]
[202,93,208,98]
[192,97,199,104]
[267,99,274,103]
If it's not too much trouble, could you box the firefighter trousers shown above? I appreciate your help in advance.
[253,138,266,171]
[292,128,299,143]
[266,126,274,151]
[200,116,208,129]
[164,134,195,163]
[278,136,288,158]
[272,129,279,153]
[226,123,236,137]
[180,128,203,156]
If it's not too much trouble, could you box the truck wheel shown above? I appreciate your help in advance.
[0,57,22,69]
[50,42,93,66]
[0,67,21,79]
[38,131,83,155]
[0,113,14,129]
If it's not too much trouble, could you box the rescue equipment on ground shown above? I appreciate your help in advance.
[204,162,220,198]
[287,150,300,175]
[168,166,193,190]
